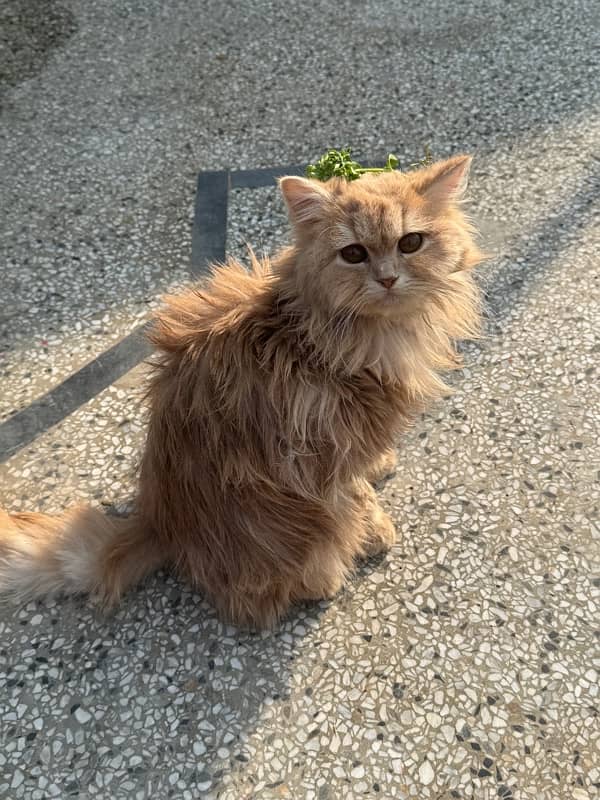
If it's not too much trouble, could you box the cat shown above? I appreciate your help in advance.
[0,155,483,627]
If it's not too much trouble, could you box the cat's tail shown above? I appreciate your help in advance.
[0,506,164,605]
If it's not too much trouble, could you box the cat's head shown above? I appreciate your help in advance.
[279,156,483,322]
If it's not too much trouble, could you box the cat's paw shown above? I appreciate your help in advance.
[294,571,345,602]
[367,448,398,483]
[363,507,396,555]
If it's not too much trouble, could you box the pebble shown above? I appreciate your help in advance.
[419,761,435,786]
[73,708,92,725]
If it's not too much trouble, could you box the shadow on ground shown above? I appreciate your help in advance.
[0,0,76,106]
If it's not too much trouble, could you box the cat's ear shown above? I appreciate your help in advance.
[279,176,331,225]
[415,155,472,204]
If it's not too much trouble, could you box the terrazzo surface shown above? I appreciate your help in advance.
[1,0,600,798]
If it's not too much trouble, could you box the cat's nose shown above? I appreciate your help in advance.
[376,277,398,290]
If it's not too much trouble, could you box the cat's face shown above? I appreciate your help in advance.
[280,156,482,321]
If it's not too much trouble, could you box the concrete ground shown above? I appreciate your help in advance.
[1,0,599,798]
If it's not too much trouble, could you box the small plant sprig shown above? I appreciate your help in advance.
[410,144,433,171]
[305,146,432,182]
[305,148,398,181]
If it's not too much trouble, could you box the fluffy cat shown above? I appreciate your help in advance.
[0,156,483,627]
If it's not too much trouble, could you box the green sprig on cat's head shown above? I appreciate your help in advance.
[305,146,432,182]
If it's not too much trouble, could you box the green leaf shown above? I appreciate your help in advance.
[304,147,431,182]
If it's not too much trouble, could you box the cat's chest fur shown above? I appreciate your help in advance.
[255,319,422,480]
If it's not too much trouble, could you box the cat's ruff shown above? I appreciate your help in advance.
[0,156,484,627]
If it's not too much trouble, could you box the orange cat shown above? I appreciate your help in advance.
[0,156,483,627]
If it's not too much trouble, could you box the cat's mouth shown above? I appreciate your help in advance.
[360,281,434,320]
[381,291,401,304]
[360,290,419,320]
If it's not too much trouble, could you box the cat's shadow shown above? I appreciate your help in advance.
[11,571,347,797]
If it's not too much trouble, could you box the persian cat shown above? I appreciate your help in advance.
[0,156,483,627]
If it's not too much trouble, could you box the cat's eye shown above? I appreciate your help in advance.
[340,244,368,264]
[398,232,423,254]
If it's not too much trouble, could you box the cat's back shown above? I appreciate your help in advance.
[149,254,276,358]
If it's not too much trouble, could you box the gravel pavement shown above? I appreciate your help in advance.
[1,1,599,798]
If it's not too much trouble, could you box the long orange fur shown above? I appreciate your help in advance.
[0,156,484,627]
